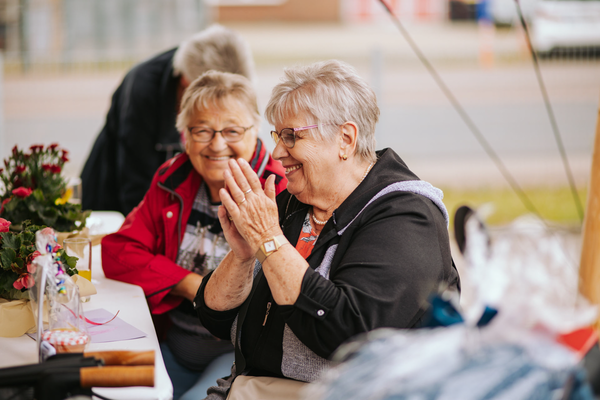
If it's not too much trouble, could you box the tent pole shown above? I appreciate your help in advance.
[580,94,600,329]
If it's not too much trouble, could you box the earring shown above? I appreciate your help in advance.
[342,154,348,160]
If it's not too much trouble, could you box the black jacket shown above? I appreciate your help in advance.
[196,148,460,381]
[81,48,181,215]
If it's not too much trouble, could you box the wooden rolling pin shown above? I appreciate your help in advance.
[80,365,154,387]
[84,350,155,366]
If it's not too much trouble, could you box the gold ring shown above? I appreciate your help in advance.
[237,197,246,206]
[228,216,233,221]
[244,189,252,195]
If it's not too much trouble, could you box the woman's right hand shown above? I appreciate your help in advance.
[217,201,255,262]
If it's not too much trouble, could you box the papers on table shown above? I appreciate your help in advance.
[85,308,147,343]
[28,308,147,344]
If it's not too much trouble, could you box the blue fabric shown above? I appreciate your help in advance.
[180,351,235,400]
[161,342,234,400]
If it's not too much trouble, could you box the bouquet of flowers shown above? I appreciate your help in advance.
[0,219,78,300]
[0,144,90,232]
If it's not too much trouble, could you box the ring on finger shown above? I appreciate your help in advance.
[237,197,246,206]
[243,188,252,195]
[228,216,233,221]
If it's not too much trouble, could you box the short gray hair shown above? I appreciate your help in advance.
[265,60,378,163]
[173,24,255,83]
[176,71,260,137]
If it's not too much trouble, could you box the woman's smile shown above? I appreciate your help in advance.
[285,164,302,175]
[204,154,234,162]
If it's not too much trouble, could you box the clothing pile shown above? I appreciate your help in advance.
[304,209,598,400]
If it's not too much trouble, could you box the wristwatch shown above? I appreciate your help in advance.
[256,234,289,264]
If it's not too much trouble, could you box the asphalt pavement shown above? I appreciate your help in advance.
[2,20,599,190]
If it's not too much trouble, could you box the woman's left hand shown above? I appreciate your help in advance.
[219,158,282,255]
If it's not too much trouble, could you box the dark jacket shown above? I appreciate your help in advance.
[81,48,181,215]
[196,148,460,383]
[102,140,287,315]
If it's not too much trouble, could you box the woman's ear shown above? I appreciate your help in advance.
[339,121,359,157]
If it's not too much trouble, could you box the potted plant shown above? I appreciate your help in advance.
[0,219,78,301]
[0,144,90,232]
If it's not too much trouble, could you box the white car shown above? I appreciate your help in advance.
[531,0,600,53]
[489,0,540,26]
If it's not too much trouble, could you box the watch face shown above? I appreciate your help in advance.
[264,240,276,253]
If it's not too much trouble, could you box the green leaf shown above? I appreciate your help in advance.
[0,248,16,270]
[32,189,44,202]
[4,198,17,212]
[2,235,20,250]
[0,287,30,300]
[63,253,79,269]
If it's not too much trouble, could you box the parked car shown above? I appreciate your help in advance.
[530,0,600,54]
[489,0,540,26]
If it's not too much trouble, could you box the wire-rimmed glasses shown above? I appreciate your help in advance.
[188,125,253,143]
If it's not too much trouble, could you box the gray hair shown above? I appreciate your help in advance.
[176,71,261,137]
[265,60,378,163]
[173,24,255,83]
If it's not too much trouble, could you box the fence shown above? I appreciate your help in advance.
[0,0,209,73]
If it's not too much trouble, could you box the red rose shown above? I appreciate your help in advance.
[15,165,26,174]
[42,164,52,172]
[49,143,59,150]
[50,165,62,174]
[12,187,32,198]
[0,218,11,232]
[61,154,69,163]
[11,146,18,155]
[29,144,43,152]
[13,273,35,290]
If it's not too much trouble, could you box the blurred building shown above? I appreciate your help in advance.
[0,0,209,72]
[213,0,448,23]
[0,0,451,73]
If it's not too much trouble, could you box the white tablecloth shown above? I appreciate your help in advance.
[0,215,173,400]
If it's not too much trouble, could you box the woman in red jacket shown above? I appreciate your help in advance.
[102,71,287,400]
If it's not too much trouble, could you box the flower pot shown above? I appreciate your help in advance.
[0,298,34,337]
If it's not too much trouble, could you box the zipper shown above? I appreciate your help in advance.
[262,301,272,326]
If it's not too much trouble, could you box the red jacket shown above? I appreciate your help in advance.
[102,141,287,314]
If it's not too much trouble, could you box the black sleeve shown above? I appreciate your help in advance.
[195,270,242,341]
[279,192,450,358]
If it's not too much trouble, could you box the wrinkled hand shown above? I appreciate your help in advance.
[218,158,281,260]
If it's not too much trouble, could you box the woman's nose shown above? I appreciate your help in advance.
[208,131,228,151]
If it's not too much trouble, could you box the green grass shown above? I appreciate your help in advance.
[441,186,588,229]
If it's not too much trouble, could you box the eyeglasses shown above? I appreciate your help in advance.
[270,124,319,149]
[188,125,253,143]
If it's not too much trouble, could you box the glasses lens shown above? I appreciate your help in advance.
[270,131,280,145]
[281,129,295,148]
[190,128,214,143]
[222,127,245,142]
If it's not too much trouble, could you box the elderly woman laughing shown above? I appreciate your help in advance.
[195,60,460,398]
[102,71,287,400]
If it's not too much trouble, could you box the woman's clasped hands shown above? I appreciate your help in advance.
[218,158,281,262]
